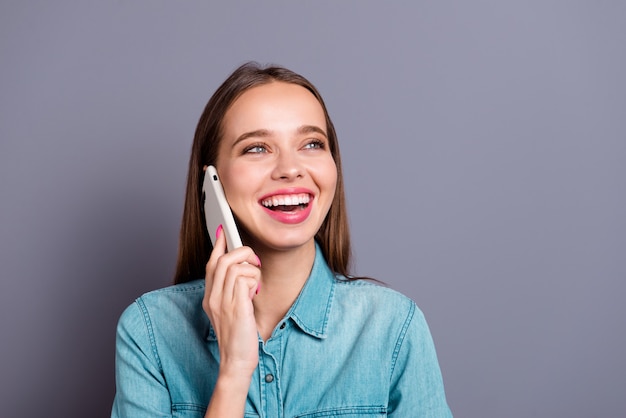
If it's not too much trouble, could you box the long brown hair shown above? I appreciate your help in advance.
[174,62,352,284]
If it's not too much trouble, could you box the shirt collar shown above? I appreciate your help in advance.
[285,242,335,339]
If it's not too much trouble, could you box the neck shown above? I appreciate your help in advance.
[252,240,316,340]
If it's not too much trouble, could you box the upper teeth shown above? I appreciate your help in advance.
[262,193,311,208]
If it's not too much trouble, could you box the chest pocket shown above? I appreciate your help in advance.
[293,405,387,417]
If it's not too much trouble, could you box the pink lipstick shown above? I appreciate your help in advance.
[259,188,314,224]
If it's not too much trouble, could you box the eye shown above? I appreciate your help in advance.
[302,139,326,150]
[243,143,268,154]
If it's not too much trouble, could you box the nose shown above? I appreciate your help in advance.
[271,149,303,181]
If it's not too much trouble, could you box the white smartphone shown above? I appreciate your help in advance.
[202,165,243,251]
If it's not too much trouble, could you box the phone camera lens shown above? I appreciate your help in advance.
[213,175,218,181]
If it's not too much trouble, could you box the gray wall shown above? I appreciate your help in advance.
[1,1,624,417]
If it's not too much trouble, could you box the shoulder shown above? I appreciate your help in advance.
[327,277,437,374]
[333,277,422,318]
[136,279,205,309]
[117,279,207,338]
[331,277,428,336]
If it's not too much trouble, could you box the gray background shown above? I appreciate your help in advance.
[1,1,624,417]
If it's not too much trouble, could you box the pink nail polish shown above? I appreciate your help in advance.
[215,225,223,239]
[255,255,262,267]
[256,282,261,294]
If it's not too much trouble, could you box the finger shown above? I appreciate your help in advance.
[209,224,227,265]
[219,245,260,266]
[234,277,261,312]
[207,244,260,314]
[211,247,261,287]
[222,263,262,305]
[206,224,227,298]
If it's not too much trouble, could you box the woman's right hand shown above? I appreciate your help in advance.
[203,225,261,381]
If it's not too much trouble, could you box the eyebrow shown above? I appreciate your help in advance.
[232,125,328,147]
[232,129,272,147]
[297,125,328,138]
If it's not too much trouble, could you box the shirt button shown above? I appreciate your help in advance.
[265,373,274,383]
[279,322,286,329]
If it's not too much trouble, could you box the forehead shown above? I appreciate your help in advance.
[222,82,326,135]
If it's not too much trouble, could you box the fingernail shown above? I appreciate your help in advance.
[215,224,223,239]
[255,255,262,267]
[256,282,261,295]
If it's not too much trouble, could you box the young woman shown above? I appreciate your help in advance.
[112,63,452,417]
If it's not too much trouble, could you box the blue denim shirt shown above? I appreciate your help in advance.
[112,246,452,417]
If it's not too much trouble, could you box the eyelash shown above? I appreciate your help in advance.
[243,143,268,154]
[303,139,326,150]
[242,139,326,155]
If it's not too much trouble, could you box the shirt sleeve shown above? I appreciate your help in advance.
[388,302,453,417]
[111,301,173,418]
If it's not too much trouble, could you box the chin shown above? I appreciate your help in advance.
[237,224,310,251]
[258,232,317,253]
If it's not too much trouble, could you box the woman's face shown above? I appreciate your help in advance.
[215,81,337,252]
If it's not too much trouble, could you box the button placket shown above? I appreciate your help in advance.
[259,337,283,417]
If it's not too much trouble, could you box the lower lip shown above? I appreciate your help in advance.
[261,202,314,224]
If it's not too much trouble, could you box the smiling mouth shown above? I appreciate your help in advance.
[261,193,311,212]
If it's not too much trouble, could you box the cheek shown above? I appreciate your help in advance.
[319,160,338,201]
[219,168,248,207]
[223,179,248,206]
